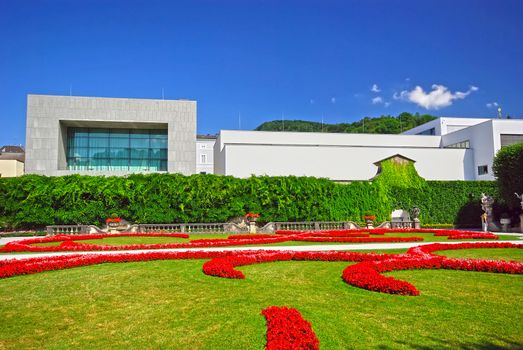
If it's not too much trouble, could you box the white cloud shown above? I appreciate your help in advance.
[486,102,499,108]
[372,96,384,104]
[331,97,336,104]
[384,102,391,107]
[371,84,381,93]
[395,84,479,110]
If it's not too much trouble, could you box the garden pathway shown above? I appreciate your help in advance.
[0,238,522,261]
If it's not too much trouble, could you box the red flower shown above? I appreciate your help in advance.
[105,217,122,224]
[262,306,320,350]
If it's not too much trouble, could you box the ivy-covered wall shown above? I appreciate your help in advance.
[0,161,500,229]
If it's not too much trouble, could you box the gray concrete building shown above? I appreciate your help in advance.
[25,95,196,176]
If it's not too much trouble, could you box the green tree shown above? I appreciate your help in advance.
[493,142,523,209]
[255,113,436,134]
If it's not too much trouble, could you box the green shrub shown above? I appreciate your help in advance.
[0,166,502,229]
[493,141,523,209]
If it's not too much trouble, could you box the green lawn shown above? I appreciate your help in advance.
[25,232,520,249]
[434,248,523,262]
[0,250,522,349]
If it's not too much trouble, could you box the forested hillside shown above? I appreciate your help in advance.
[255,112,436,134]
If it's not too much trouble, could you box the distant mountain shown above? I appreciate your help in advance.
[254,112,436,134]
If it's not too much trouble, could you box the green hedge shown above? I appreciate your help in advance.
[0,165,501,229]
[493,141,523,209]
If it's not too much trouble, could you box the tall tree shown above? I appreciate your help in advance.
[493,142,523,210]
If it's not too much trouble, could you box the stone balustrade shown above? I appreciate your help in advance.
[46,219,424,235]
[46,225,92,235]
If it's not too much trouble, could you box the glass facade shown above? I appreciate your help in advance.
[66,127,168,171]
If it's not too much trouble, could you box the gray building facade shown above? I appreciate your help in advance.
[25,95,196,176]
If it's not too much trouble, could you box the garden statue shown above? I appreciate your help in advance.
[480,193,500,232]
[515,193,523,210]
[516,193,523,233]
[480,193,494,216]
[410,207,421,229]
[481,213,488,232]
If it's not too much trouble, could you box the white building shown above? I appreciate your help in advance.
[404,118,523,180]
[23,95,522,181]
[214,118,523,181]
[196,135,216,174]
[0,145,25,177]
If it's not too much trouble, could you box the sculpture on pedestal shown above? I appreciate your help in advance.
[410,207,421,229]
[480,193,497,232]
[515,193,523,210]
[515,193,523,233]
[480,193,494,216]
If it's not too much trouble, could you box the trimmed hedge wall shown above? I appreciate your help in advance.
[0,165,500,229]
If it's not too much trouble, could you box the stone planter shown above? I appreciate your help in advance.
[500,218,511,232]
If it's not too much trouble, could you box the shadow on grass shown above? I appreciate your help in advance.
[378,335,522,350]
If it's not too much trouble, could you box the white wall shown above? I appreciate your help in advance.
[441,120,494,180]
[196,138,215,174]
[0,160,24,177]
[441,119,523,180]
[216,130,474,181]
[403,117,489,136]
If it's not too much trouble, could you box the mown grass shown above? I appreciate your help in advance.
[26,232,520,249]
[0,250,522,349]
[434,248,523,262]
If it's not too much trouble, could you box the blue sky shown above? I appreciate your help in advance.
[1,0,522,145]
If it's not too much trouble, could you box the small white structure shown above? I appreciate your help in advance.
[214,117,523,181]
[0,145,25,177]
[196,135,216,174]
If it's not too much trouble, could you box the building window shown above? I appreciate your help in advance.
[199,144,207,149]
[66,127,167,171]
[500,134,523,147]
[417,128,436,136]
[478,165,488,175]
[200,154,207,164]
[445,140,470,149]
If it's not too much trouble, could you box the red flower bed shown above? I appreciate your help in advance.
[202,251,399,280]
[0,242,521,300]
[342,261,421,296]
[447,233,498,240]
[227,234,276,240]
[407,242,521,257]
[0,250,234,279]
[293,236,423,243]
[0,234,291,253]
[0,228,501,253]
[340,242,523,296]
[307,232,369,237]
[262,306,319,350]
